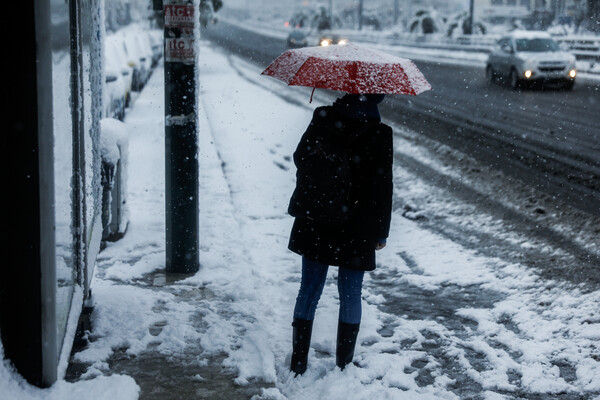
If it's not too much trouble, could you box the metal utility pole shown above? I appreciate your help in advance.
[394,0,399,25]
[587,0,600,33]
[467,0,475,34]
[162,0,199,274]
[358,0,364,30]
[329,0,333,28]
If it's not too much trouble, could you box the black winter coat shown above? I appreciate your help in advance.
[288,106,393,271]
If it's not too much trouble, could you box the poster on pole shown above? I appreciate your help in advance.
[164,0,196,64]
[165,36,195,63]
[164,3,195,28]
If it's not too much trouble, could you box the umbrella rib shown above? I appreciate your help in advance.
[349,62,358,93]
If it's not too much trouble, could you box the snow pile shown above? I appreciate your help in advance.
[100,117,130,234]
[0,337,139,400]
[100,118,128,167]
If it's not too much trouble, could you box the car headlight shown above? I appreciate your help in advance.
[320,39,331,46]
[524,70,533,79]
[338,39,348,45]
[569,69,577,78]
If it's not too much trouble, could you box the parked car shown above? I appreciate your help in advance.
[134,30,155,77]
[148,29,163,68]
[122,28,152,91]
[287,29,309,48]
[486,31,577,90]
[105,35,134,106]
[103,68,126,120]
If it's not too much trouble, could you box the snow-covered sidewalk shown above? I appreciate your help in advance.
[3,39,600,399]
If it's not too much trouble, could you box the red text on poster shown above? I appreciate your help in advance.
[164,5,194,28]
[165,37,195,63]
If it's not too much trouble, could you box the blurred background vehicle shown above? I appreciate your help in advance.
[135,30,155,75]
[287,28,309,48]
[105,34,134,104]
[104,28,161,117]
[318,32,348,46]
[122,28,152,91]
[148,30,163,68]
[103,68,126,120]
[486,31,577,90]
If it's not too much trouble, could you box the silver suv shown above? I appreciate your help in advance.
[486,31,577,90]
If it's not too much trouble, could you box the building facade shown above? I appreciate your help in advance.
[1,0,104,387]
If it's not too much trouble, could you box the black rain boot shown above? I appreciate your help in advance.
[336,320,360,370]
[290,318,314,376]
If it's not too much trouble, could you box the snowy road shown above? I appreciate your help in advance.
[203,20,600,217]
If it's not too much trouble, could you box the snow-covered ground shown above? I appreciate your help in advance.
[2,38,600,399]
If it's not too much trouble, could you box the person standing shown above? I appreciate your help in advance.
[288,93,393,375]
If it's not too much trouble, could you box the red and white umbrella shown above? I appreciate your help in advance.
[261,43,432,97]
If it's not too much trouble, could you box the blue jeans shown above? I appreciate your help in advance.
[293,257,364,324]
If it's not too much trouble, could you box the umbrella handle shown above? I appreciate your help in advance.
[310,87,316,103]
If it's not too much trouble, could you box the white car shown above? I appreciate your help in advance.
[486,31,577,90]
[103,68,126,120]
[105,35,134,106]
[121,28,152,91]
[148,29,163,67]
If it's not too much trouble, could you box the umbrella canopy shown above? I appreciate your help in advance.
[261,43,432,96]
